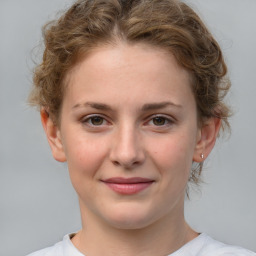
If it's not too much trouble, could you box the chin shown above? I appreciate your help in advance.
[102,204,157,230]
[107,216,153,230]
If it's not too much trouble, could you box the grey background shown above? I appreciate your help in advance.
[0,0,255,255]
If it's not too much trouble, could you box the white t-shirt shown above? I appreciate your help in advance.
[27,233,255,256]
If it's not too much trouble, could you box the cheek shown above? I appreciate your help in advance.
[63,135,108,187]
[146,134,194,210]
[148,133,195,178]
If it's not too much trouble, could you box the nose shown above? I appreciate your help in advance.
[109,125,145,169]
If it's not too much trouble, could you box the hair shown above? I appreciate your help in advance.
[29,0,231,184]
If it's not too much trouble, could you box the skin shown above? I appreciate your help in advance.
[41,42,221,256]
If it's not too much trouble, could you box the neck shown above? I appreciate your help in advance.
[72,200,198,256]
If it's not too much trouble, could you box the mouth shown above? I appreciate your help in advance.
[101,177,155,195]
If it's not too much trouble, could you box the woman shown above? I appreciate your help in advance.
[27,0,255,255]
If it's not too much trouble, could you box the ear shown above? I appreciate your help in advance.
[40,109,67,162]
[193,117,221,162]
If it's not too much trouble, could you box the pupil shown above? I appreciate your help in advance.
[92,116,103,125]
[153,117,165,126]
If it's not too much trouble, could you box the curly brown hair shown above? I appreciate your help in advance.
[29,0,231,184]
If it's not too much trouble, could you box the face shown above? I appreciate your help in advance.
[45,42,210,230]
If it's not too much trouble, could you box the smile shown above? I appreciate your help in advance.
[101,177,155,195]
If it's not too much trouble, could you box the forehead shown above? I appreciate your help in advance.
[62,42,195,110]
[66,42,192,89]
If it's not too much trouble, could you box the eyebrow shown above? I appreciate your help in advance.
[141,102,182,111]
[72,102,113,111]
[72,101,182,111]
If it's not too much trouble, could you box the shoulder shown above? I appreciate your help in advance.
[172,233,255,256]
[26,241,63,256]
[26,234,75,256]
[26,233,83,256]
[198,234,256,256]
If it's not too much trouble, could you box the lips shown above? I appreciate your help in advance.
[101,177,155,195]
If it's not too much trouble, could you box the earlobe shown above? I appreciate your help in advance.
[40,109,67,162]
[193,117,221,163]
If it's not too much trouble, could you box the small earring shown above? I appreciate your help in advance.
[200,153,204,159]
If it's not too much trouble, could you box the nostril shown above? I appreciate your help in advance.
[113,161,120,166]
[109,138,146,168]
[111,159,142,169]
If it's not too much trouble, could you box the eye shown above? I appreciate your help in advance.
[89,116,104,126]
[82,115,108,126]
[147,115,174,127]
[152,116,168,126]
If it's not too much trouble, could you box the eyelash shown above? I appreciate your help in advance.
[80,114,174,128]
[146,115,174,127]
[81,115,109,127]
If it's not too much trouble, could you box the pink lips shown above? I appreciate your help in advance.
[102,177,154,195]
